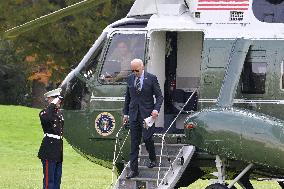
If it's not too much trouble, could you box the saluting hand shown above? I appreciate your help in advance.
[51,97,61,108]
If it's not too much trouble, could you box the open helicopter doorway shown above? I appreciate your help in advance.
[147,31,203,133]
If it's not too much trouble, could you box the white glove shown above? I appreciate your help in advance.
[151,110,159,119]
[51,97,60,105]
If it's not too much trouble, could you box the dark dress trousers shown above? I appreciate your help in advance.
[38,103,64,189]
[123,72,164,172]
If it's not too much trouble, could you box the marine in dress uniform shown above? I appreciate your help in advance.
[123,59,164,179]
[38,88,64,189]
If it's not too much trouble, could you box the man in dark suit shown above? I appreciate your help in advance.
[38,88,64,189]
[123,59,164,179]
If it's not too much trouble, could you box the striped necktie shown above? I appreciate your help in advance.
[135,77,141,93]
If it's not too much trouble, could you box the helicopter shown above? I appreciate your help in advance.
[4,0,284,188]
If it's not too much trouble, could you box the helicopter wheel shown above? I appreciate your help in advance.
[205,183,237,189]
[205,183,229,189]
[278,181,284,189]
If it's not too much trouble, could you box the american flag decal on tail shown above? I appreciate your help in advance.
[197,0,249,11]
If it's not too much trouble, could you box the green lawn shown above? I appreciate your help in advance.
[0,105,112,189]
[0,105,281,188]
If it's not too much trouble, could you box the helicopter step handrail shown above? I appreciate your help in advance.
[157,88,198,186]
[157,145,195,189]
[110,125,130,189]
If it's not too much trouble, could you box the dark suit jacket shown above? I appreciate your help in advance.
[38,103,64,162]
[123,71,164,122]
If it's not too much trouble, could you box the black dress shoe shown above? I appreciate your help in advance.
[147,160,157,168]
[126,171,139,179]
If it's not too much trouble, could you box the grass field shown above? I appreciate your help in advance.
[0,105,281,188]
[0,105,112,189]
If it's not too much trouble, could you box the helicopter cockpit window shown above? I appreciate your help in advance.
[78,49,102,81]
[99,32,146,83]
[253,0,284,23]
[62,44,104,110]
[241,62,267,94]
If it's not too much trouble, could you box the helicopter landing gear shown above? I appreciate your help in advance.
[207,155,254,189]
[212,155,226,185]
[236,170,254,189]
[205,156,230,189]
[227,163,254,189]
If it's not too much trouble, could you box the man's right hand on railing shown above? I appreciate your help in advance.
[122,115,130,130]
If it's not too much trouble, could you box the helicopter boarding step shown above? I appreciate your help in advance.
[113,142,195,189]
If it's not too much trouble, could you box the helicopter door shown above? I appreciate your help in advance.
[147,31,204,132]
[90,31,147,138]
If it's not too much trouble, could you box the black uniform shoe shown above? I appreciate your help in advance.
[126,171,139,179]
[147,160,157,168]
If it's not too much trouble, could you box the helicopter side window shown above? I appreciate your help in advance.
[241,62,267,94]
[253,0,284,23]
[99,33,146,83]
[281,61,284,90]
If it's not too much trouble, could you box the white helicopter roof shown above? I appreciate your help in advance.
[128,0,252,23]
[128,0,202,32]
[127,0,284,39]
[127,0,185,17]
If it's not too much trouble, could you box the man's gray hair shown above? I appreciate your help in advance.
[131,58,143,65]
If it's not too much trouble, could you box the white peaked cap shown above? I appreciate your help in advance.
[44,88,62,98]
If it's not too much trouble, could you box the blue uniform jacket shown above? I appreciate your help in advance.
[38,103,64,162]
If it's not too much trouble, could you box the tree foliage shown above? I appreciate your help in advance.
[0,40,28,105]
[0,0,134,105]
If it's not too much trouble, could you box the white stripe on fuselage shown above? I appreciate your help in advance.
[90,96,125,102]
[90,96,284,104]
[199,99,284,104]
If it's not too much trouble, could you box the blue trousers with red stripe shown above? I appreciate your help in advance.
[41,159,62,189]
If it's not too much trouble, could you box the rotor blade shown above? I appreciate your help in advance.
[3,0,108,39]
